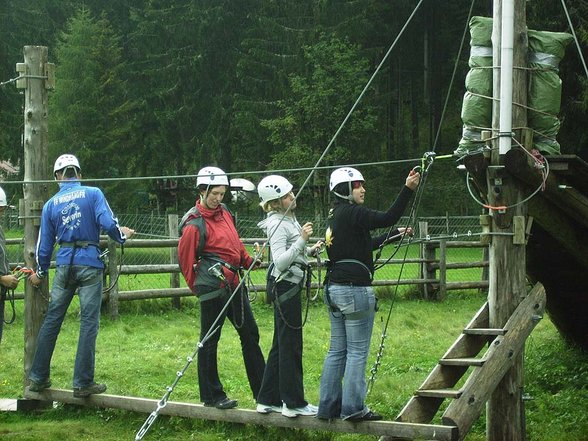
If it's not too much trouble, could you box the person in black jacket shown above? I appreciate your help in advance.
[317,166,419,421]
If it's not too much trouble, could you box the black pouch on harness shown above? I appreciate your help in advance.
[265,262,276,304]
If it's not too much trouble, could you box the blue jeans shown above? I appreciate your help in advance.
[29,265,103,388]
[317,283,376,420]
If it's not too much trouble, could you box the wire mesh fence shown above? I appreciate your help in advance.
[2,212,486,296]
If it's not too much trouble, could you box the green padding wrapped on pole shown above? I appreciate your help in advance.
[528,30,573,155]
[457,17,573,156]
[458,16,493,154]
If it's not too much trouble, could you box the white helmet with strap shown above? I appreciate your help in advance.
[196,166,229,187]
[329,167,364,201]
[53,154,81,177]
[258,175,293,205]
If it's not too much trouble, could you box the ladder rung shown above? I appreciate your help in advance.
[463,328,506,336]
[416,388,463,399]
[439,357,486,367]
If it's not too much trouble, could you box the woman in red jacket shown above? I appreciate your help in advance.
[178,166,265,409]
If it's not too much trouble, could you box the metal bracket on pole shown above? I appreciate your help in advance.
[45,63,56,90]
[15,63,26,89]
[480,214,492,244]
[513,216,526,245]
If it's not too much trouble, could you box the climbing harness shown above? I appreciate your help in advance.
[267,262,312,330]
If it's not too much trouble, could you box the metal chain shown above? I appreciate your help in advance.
[135,328,219,441]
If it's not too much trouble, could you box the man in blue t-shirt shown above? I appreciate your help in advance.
[28,154,134,398]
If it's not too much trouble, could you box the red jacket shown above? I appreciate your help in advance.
[178,201,253,293]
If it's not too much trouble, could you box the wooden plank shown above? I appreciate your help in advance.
[527,195,588,270]
[463,328,506,336]
[442,283,546,435]
[444,281,489,290]
[416,389,462,399]
[429,261,489,270]
[22,388,457,440]
[439,358,485,367]
[505,149,588,229]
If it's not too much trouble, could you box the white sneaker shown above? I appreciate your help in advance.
[256,403,282,414]
[282,403,318,418]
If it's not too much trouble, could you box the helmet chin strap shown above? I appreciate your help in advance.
[333,182,355,202]
[55,166,81,181]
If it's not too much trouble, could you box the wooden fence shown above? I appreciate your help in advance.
[8,220,489,319]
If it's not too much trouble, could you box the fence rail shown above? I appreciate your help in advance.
[6,217,489,318]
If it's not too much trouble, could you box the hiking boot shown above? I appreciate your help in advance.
[346,410,383,422]
[203,397,237,409]
[256,403,282,414]
[73,382,107,398]
[29,379,51,392]
[282,403,318,418]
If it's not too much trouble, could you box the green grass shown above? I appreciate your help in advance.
[1,289,586,440]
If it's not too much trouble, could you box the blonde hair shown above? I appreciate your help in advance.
[261,199,281,213]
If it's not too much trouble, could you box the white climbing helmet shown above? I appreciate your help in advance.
[329,167,364,191]
[0,187,7,207]
[230,178,256,202]
[258,175,293,205]
[329,167,365,201]
[53,154,81,176]
[196,166,229,187]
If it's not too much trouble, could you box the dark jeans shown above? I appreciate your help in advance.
[257,280,307,408]
[198,287,265,404]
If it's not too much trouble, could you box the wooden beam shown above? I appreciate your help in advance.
[22,389,457,440]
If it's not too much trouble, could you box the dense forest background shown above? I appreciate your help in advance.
[1,0,586,216]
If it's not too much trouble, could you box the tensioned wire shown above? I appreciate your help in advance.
[367,0,478,393]
[560,0,588,79]
[136,1,427,438]
[5,157,424,186]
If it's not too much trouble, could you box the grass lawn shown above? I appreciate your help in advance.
[0,287,586,440]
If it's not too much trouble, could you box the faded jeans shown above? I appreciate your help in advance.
[318,283,376,419]
[29,265,103,388]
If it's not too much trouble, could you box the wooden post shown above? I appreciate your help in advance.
[419,221,429,299]
[419,222,437,300]
[487,2,528,440]
[108,238,119,320]
[438,239,447,300]
[168,214,180,309]
[19,46,54,390]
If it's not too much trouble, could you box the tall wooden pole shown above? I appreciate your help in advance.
[487,2,528,440]
[17,46,54,388]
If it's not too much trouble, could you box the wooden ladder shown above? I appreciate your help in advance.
[383,282,546,441]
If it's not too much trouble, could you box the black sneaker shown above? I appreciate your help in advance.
[347,410,383,422]
[29,379,51,392]
[73,382,107,398]
[203,397,238,409]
